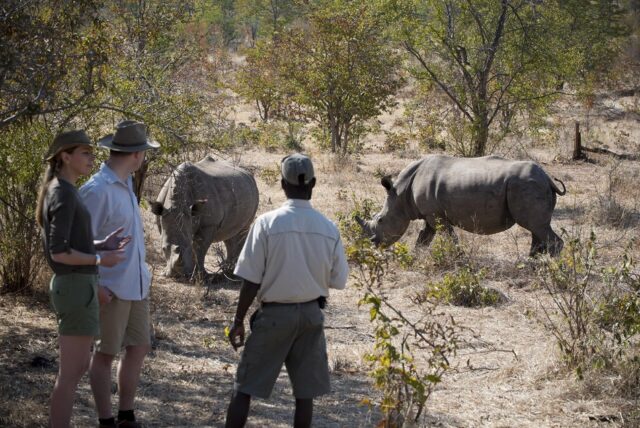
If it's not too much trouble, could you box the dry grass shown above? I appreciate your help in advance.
[1,91,639,427]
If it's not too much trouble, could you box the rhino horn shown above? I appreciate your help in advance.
[354,215,376,238]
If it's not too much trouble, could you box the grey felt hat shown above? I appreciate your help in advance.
[281,153,315,186]
[98,120,160,152]
[45,130,93,160]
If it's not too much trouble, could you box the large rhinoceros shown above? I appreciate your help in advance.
[150,156,259,278]
[356,155,566,256]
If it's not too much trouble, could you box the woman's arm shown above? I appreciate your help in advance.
[51,248,125,267]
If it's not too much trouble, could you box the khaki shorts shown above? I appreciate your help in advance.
[96,295,150,356]
[234,300,330,399]
[49,273,100,337]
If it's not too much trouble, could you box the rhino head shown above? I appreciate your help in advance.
[355,176,411,246]
[151,200,206,279]
[150,169,206,279]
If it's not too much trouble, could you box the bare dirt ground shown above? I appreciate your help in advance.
[1,90,639,427]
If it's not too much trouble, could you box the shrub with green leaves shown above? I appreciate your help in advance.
[336,196,379,245]
[428,228,463,269]
[537,231,640,386]
[423,267,502,307]
[0,123,51,293]
[258,164,281,185]
[382,131,409,153]
[339,199,457,426]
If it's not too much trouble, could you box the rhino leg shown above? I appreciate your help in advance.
[222,229,249,275]
[507,179,562,256]
[529,227,563,257]
[192,225,217,279]
[416,222,436,247]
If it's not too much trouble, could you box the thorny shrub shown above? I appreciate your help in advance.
[427,222,464,270]
[258,164,281,185]
[419,267,503,308]
[0,123,50,293]
[536,231,640,388]
[382,131,409,153]
[338,198,458,427]
[591,161,636,229]
[417,222,502,308]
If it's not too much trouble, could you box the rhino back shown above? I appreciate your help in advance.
[408,155,542,233]
[193,157,259,239]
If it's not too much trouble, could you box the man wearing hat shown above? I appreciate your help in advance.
[225,153,349,427]
[79,120,159,428]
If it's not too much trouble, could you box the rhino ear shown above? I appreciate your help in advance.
[381,176,394,193]
[191,199,207,216]
[150,201,164,216]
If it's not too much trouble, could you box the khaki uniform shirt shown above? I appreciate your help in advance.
[234,199,349,303]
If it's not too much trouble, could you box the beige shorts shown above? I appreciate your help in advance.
[96,295,150,356]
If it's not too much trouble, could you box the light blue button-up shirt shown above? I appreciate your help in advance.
[80,163,151,300]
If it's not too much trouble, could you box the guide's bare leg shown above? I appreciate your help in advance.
[225,390,251,428]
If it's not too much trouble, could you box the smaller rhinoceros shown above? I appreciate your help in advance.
[151,156,259,279]
[356,155,566,256]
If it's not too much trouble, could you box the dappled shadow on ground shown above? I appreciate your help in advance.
[553,205,587,221]
[0,301,58,427]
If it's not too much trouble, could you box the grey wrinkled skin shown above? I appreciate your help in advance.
[356,155,566,257]
[151,156,259,279]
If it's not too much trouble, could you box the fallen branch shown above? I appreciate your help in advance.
[582,145,640,161]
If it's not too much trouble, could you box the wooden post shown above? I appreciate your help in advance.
[573,121,582,160]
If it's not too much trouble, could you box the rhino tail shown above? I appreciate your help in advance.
[551,177,566,196]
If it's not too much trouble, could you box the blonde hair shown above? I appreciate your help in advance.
[35,146,78,228]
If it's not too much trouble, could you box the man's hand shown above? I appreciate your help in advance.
[228,320,245,351]
[99,227,132,251]
[97,286,114,305]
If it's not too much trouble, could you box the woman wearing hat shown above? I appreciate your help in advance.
[36,130,130,428]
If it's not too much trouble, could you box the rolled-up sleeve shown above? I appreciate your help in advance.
[330,236,349,290]
[233,220,266,285]
[47,188,77,254]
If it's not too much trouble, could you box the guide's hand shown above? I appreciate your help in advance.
[228,321,245,351]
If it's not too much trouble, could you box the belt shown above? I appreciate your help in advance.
[262,298,318,307]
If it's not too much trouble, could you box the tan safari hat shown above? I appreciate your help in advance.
[45,130,93,161]
[98,120,160,152]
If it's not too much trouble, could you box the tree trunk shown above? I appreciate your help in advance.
[329,115,339,153]
[342,124,349,156]
[573,122,582,160]
[472,115,489,157]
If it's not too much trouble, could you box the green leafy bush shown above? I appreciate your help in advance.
[258,164,281,185]
[0,123,51,293]
[422,267,502,307]
[428,229,463,269]
[382,131,409,153]
[339,198,457,427]
[537,232,640,386]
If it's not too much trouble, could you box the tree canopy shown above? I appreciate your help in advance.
[385,0,628,156]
